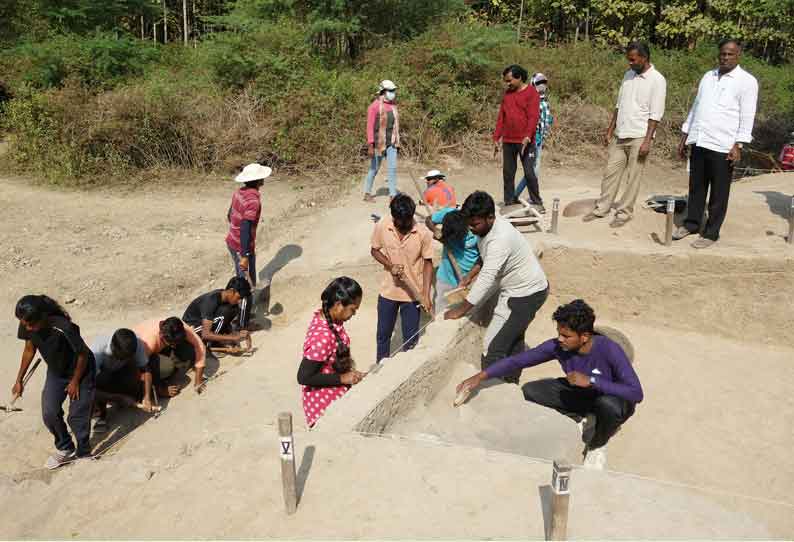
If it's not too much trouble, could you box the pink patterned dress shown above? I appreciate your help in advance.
[301,310,351,427]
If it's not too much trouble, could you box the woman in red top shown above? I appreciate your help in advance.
[297,277,366,427]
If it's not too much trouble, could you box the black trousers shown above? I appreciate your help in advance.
[42,367,95,456]
[522,377,635,449]
[481,287,549,384]
[683,145,734,241]
[502,142,541,205]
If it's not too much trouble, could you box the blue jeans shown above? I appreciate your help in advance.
[42,365,95,456]
[376,295,420,362]
[516,144,543,200]
[228,245,256,328]
[363,146,398,197]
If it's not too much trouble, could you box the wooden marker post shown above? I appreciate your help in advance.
[549,198,560,234]
[664,198,675,247]
[278,412,298,514]
[788,196,794,245]
[548,459,571,540]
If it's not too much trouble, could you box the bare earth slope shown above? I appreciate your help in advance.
[0,159,792,538]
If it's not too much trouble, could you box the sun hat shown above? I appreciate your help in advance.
[378,79,398,92]
[235,163,273,183]
[424,169,445,181]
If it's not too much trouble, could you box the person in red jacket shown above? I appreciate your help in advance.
[494,64,543,210]
[779,132,794,171]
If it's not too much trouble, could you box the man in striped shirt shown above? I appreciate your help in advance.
[516,73,553,202]
[226,163,272,329]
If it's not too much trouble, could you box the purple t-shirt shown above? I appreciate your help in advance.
[485,335,644,403]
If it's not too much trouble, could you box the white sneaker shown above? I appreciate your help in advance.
[577,413,597,445]
[583,446,607,470]
[45,449,76,470]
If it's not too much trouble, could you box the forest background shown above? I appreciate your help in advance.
[0,0,792,184]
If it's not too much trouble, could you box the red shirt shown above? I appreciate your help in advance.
[493,85,540,144]
[780,144,794,170]
[225,187,261,253]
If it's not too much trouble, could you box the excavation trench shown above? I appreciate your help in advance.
[315,244,794,467]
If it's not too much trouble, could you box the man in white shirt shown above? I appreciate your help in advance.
[674,38,758,248]
[444,191,549,384]
[584,42,666,228]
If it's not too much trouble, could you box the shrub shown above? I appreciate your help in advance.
[1,33,160,90]
[2,20,794,183]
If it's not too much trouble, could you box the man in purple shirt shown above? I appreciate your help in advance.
[456,299,643,469]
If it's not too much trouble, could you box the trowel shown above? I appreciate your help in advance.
[2,358,41,413]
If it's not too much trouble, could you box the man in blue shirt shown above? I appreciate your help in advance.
[457,299,642,469]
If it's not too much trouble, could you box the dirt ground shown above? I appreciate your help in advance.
[0,154,793,538]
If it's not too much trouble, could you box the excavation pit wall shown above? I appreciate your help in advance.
[313,242,793,462]
[314,297,583,463]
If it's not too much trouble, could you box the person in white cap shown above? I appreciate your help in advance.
[423,169,456,209]
[516,73,553,202]
[362,79,400,202]
[225,163,272,329]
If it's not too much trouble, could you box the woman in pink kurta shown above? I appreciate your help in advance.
[297,277,365,427]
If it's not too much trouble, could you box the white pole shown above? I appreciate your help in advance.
[517,0,525,42]
[183,0,189,46]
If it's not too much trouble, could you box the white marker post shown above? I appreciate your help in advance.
[548,459,571,540]
[788,196,794,245]
[664,198,675,247]
[549,198,560,235]
[278,412,297,514]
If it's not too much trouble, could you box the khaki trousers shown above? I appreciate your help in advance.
[594,137,647,218]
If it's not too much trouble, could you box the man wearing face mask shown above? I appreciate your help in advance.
[516,73,553,201]
[363,80,400,202]
[584,42,666,228]
[91,328,154,432]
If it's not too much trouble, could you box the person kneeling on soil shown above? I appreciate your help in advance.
[133,317,207,396]
[182,276,252,348]
[456,299,643,470]
[12,295,96,469]
[90,329,155,433]
[297,277,366,428]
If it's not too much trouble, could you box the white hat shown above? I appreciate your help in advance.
[424,169,445,180]
[532,72,548,86]
[378,79,398,92]
[235,163,272,183]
